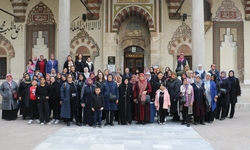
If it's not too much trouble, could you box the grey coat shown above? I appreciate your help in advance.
[0,81,18,110]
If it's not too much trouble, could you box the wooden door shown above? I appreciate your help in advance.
[125,58,143,74]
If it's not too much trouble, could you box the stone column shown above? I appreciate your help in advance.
[58,0,70,72]
[191,0,205,70]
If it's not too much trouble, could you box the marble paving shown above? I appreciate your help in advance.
[34,121,214,150]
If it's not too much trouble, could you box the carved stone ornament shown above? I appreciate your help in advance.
[213,0,243,21]
[26,1,56,25]
[70,30,100,57]
[204,21,213,34]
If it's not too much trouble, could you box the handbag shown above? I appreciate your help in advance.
[179,88,187,105]
[145,95,151,103]
[220,88,227,94]
[7,83,18,100]
[109,93,117,101]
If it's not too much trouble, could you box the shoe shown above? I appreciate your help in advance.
[110,123,114,126]
[181,122,187,125]
[162,122,166,125]
[86,124,89,126]
[76,122,82,126]
[99,125,102,128]
[159,123,163,125]
[220,118,225,121]
[50,119,55,124]
[215,117,219,120]
[208,121,213,124]
[201,122,205,125]
[28,120,33,124]
[187,124,190,127]
[126,122,130,125]
[136,122,142,125]
[47,122,52,125]
[104,123,109,126]
[41,122,44,125]
[54,119,60,124]
[93,125,97,128]
[67,122,70,126]
[229,116,233,119]
[36,119,40,124]
[194,122,198,125]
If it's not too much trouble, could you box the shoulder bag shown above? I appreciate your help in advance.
[220,88,227,94]
[145,81,151,103]
[7,83,18,100]
[109,84,117,101]
[179,87,187,105]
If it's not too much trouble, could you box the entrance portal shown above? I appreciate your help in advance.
[124,46,144,74]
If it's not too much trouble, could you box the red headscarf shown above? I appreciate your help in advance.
[139,73,145,84]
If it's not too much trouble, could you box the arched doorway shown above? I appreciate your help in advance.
[124,46,144,74]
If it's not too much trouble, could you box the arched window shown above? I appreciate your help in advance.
[204,0,212,21]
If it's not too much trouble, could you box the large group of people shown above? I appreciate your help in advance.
[0,53,241,128]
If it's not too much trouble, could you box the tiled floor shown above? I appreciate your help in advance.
[34,121,214,150]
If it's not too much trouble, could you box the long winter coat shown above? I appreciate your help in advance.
[149,79,156,101]
[35,59,47,72]
[18,82,31,114]
[96,81,109,105]
[46,59,58,74]
[229,78,241,104]
[81,84,96,124]
[60,82,79,119]
[48,81,60,104]
[204,81,217,112]
[219,79,231,106]
[168,79,182,113]
[104,82,119,111]
[0,81,18,110]
[191,83,206,117]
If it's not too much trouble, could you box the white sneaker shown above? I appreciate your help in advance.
[47,122,52,125]
[50,119,55,123]
[41,122,44,125]
[28,120,33,124]
[54,119,60,124]
[36,119,40,124]
[163,122,166,125]
[159,123,163,125]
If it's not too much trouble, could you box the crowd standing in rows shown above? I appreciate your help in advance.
[0,53,241,128]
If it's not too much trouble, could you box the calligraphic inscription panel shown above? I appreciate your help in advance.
[220,11,236,20]
[32,13,50,23]
[118,0,149,3]
[126,30,142,37]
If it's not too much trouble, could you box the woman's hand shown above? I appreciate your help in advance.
[133,99,137,103]
[81,103,85,107]
[190,103,193,106]
[203,93,206,96]
[19,97,21,100]
[152,99,155,101]
[214,98,217,102]
[46,96,49,99]
[92,108,95,111]
[116,100,118,104]
[180,94,183,97]
[215,95,218,98]
[142,91,147,95]
[60,101,62,105]
[168,105,171,107]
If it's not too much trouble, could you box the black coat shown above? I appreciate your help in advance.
[118,83,133,123]
[91,94,104,110]
[149,79,156,101]
[219,79,231,105]
[75,59,86,73]
[18,82,31,116]
[48,82,60,103]
[35,59,47,72]
[165,78,171,90]
[168,79,182,113]
[63,60,75,72]
[229,78,241,103]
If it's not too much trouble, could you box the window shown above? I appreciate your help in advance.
[0,57,7,79]
[204,0,212,21]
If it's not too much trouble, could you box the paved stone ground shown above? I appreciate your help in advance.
[33,120,214,150]
[193,110,250,150]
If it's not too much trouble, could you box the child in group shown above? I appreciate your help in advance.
[92,87,104,128]
[28,79,40,124]
[37,73,43,85]
[155,83,171,125]
[51,69,57,77]
[26,59,35,80]
[36,77,50,125]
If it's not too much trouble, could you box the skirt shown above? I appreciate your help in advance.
[2,109,18,120]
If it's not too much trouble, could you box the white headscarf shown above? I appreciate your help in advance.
[145,72,151,81]
[204,73,211,92]
[197,64,204,75]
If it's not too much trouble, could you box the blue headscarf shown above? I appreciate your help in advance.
[106,73,114,90]
[219,70,227,84]
[228,70,235,84]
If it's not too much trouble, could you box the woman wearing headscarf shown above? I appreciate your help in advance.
[60,74,81,126]
[63,55,74,73]
[0,74,18,121]
[46,54,58,74]
[155,72,165,90]
[104,73,119,126]
[145,72,156,123]
[116,75,122,87]
[184,65,190,75]
[191,75,206,125]
[165,70,172,90]
[96,72,109,121]
[197,64,206,80]
[216,71,231,121]
[45,73,51,85]
[35,54,47,76]
[83,67,90,80]
[168,72,182,122]
[176,53,189,77]
[75,73,86,124]
[150,67,156,79]
[17,72,26,88]
[18,73,31,119]
[208,64,220,81]
[81,77,96,126]
[211,74,220,116]
[135,68,140,75]
[144,67,149,74]
[130,74,138,120]
[118,77,133,125]
[204,73,218,123]
[133,73,152,125]
[164,67,170,78]
[180,78,194,127]
[32,55,38,66]
[226,70,241,119]
[75,53,86,74]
